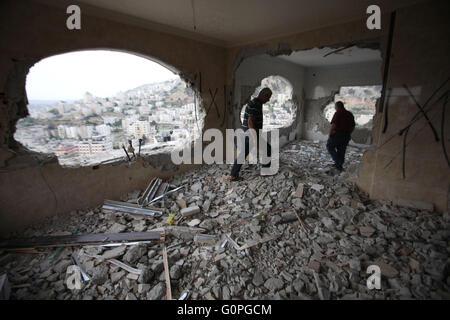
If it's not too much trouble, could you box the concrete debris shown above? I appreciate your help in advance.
[101,245,127,260]
[294,184,304,198]
[187,219,201,227]
[180,206,201,217]
[1,140,448,300]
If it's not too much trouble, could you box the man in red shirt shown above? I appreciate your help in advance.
[326,101,355,171]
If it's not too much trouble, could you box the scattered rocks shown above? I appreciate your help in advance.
[102,245,127,260]
[107,223,127,234]
[252,270,265,287]
[359,226,375,237]
[91,265,109,285]
[147,282,165,300]
[123,246,145,264]
[264,277,284,292]
[187,219,201,227]
[4,140,448,301]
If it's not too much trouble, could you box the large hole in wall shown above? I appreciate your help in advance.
[14,50,204,167]
[239,75,295,131]
[323,85,382,131]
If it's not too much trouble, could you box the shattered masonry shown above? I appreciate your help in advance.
[1,140,449,300]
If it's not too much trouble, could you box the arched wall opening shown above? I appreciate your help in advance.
[13,49,205,168]
[322,85,382,145]
[239,75,296,131]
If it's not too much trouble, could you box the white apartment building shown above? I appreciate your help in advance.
[122,115,139,129]
[57,125,66,138]
[133,120,151,138]
[81,107,93,117]
[102,116,120,125]
[95,124,111,136]
[78,125,94,139]
[77,137,112,156]
[138,106,151,115]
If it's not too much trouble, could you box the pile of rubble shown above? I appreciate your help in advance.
[0,140,449,300]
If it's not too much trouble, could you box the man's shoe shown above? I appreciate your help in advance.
[229,176,243,181]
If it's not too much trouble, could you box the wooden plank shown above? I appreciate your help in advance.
[162,245,172,300]
[0,231,165,250]
[292,209,310,234]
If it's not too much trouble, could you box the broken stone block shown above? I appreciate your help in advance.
[53,259,72,274]
[308,260,321,272]
[108,223,127,234]
[126,293,137,300]
[321,217,334,229]
[359,226,376,237]
[110,271,125,283]
[123,246,145,264]
[91,265,109,285]
[294,184,304,198]
[252,270,265,287]
[310,184,324,192]
[264,277,284,292]
[138,267,154,284]
[138,283,151,294]
[409,258,420,273]
[187,219,201,227]
[176,199,187,209]
[169,265,182,280]
[349,259,361,271]
[180,206,201,217]
[101,245,127,260]
[344,225,358,235]
[370,261,399,278]
[191,182,203,193]
[147,282,165,300]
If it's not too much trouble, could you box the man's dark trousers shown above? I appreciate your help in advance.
[326,131,351,170]
[230,129,271,178]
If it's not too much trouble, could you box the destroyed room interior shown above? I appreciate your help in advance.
[0,0,449,302]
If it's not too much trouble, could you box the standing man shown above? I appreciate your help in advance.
[326,101,355,171]
[229,88,273,181]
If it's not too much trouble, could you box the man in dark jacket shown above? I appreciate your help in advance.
[326,101,355,171]
[229,88,272,181]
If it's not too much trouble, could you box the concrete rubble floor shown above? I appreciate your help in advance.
[0,140,449,300]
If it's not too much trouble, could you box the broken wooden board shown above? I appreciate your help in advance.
[226,233,282,251]
[0,231,165,250]
[293,209,310,234]
[162,245,172,300]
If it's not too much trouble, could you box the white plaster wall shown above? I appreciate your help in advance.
[304,61,382,99]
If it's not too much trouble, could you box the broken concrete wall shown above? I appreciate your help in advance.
[232,55,305,147]
[356,0,450,213]
[0,0,227,236]
[303,61,382,143]
[225,0,449,212]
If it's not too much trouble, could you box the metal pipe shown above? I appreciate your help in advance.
[103,200,163,216]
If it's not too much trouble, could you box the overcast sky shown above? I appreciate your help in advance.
[26,50,178,101]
